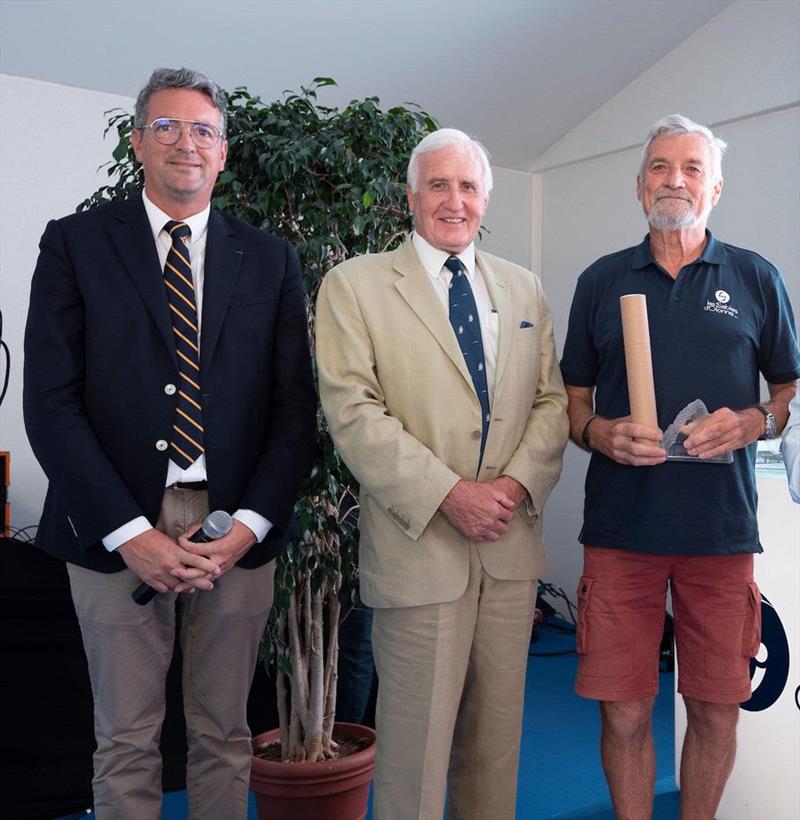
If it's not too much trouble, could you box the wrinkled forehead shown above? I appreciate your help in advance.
[145,88,222,127]
[418,144,484,183]
[645,133,714,167]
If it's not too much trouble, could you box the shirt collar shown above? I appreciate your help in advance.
[631,229,725,270]
[411,231,476,281]
[142,189,210,246]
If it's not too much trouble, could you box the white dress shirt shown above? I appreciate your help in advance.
[411,232,499,402]
[102,190,271,550]
[781,387,800,503]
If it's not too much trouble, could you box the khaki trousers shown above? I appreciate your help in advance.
[67,487,274,820]
[372,544,536,820]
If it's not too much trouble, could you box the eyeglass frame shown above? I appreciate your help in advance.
[136,117,225,148]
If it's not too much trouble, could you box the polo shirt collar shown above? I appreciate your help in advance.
[632,229,725,270]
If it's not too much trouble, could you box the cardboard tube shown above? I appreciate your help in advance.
[620,294,658,429]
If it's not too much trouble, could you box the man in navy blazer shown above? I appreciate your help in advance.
[23,67,316,820]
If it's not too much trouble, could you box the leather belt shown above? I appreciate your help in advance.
[171,481,208,491]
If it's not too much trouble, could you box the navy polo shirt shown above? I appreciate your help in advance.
[561,232,800,555]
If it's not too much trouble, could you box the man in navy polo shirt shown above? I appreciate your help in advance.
[561,114,799,820]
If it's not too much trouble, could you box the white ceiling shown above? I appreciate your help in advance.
[0,0,733,172]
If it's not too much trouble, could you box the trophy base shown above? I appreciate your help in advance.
[660,399,733,464]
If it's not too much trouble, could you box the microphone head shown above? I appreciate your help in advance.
[202,510,234,540]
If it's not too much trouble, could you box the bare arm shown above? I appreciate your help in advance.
[565,384,666,467]
[684,380,798,460]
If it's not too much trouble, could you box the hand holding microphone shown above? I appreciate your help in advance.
[131,510,233,605]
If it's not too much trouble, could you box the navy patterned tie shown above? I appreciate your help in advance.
[445,255,490,463]
[163,221,204,469]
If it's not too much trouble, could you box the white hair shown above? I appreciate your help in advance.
[639,114,727,182]
[407,128,493,193]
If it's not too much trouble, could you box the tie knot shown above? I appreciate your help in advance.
[444,255,465,276]
[165,221,191,242]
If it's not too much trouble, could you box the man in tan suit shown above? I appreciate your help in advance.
[316,128,568,820]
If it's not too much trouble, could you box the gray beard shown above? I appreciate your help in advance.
[647,200,698,231]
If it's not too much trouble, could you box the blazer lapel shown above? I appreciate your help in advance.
[392,240,473,391]
[478,251,514,389]
[109,196,176,368]
[200,209,244,376]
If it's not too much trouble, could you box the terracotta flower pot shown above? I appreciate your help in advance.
[250,722,376,820]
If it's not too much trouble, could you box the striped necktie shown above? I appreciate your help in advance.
[163,220,204,469]
[445,255,490,464]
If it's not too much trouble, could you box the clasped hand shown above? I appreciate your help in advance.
[440,476,527,542]
[119,519,257,594]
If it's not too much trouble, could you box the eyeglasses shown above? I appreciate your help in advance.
[138,117,223,148]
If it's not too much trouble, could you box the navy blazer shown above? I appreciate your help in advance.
[24,194,316,572]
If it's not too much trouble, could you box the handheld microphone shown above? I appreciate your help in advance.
[131,510,233,605]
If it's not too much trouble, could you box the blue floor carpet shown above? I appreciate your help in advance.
[74,618,678,820]
[516,619,677,819]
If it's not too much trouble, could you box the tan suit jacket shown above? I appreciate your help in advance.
[316,238,568,608]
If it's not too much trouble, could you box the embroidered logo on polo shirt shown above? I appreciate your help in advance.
[704,289,739,318]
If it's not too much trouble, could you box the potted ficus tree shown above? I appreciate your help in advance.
[82,78,438,819]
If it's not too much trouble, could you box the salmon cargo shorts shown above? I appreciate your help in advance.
[575,547,761,703]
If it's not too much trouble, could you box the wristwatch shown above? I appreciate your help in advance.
[753,404,776,440]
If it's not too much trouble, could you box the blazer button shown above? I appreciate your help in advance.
[164,384,177,395]
[471,430,481,440]
[156,440,168,451]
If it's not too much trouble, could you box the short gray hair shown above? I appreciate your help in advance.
[639,114,727,182]
[134,67,228,135]
[407,128,493,193]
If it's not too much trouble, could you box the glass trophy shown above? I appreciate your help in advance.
[660,399,733,464]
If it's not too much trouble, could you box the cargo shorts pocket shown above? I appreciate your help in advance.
[576,575,595,655]
[743,580,762,658]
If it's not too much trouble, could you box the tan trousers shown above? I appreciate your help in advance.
[372,544,536,820]
[67,487,274,820]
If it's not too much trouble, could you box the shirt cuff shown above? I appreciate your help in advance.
[233,509,273,543]
[102,517,152,552]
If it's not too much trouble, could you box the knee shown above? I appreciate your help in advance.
[600,698,654,743]
[684,697,739,740]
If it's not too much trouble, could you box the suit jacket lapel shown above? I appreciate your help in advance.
[108,195,176,368]
[200,209,244,376]
[478,251,514,389]
[392,239,473,391]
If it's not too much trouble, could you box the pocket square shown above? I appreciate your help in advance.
[520,320,534,329]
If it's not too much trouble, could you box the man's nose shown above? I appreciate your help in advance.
[664,166,685,187]
[445,187,463,209]
[175,126,196,151]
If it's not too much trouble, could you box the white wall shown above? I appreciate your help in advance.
[536,0,800,597]
[0,74,134,529]
[479,165,534,271]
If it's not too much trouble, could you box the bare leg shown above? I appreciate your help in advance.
[680,697,738,820]
[599,698,656,820]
